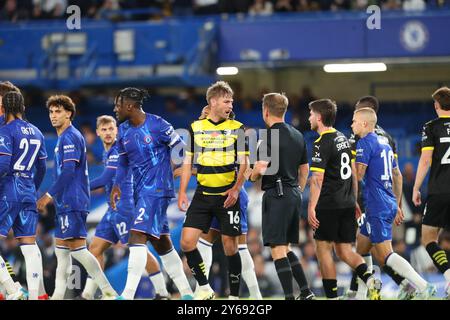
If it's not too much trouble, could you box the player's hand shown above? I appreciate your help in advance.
[308,208,320,230]
[173,167,182,178]
[37,193,52,213]
[254,161,268,176]
[178,192,190,212]
[355,202,362,220]
[110,185,121,210]
[223,187,239,208]
[394,207,405,226]
[412,188,421,206]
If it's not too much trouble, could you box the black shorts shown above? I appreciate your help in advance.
[313,207,356,243]
[183,192,241,236]
[262,187,301,246]
[423,194,450,229]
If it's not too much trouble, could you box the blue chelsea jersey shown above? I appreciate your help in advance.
[103,141,133,207]
[0,115,5,126]
[0,119,47,203]
[53,125,90,213]
[117,113,183,199]
[356,132,397,215]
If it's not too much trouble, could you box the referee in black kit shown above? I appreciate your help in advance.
[250,93,314,300]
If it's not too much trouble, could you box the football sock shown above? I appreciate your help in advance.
[149,271,169,297]
[197,239,213,279]
[227,252,242,298]
[356,254,372,300]
[240,244,262,299]
[322,279,338,299]
[53,246,72,300]
[160,248,193,297]
[426,242,450,280]
[355,263,372,284]
[71,246,117,296]
[287,250,309,291]
[349,271,358,291]
[20,243,43,300]
[274,258,295,300]
[385,252,427,292]
[185,248,209,286]
[122,244,147,300]
[82,277,97,299]
[383,265,405,286]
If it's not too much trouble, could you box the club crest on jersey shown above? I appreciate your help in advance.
[143,135,153,144]
[0,136,5,148]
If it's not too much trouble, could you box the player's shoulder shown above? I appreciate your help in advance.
[62,125,83,143]
[424,117,444,129]
[226,119,244,129]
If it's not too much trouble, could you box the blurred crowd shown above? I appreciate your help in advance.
[1,0,449,22]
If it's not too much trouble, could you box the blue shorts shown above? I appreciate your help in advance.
[55,211,88,240]
[131,196,171,238]
[360,210,395,244]
[95,208,133,245]
[210,192,248,234]
[0,201,39,238]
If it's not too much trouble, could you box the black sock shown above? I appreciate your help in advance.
[274,258,295,300]
[383,265,405,286]
[426,242,450,274]
[4,259,18,282]
[322,279,338,299]
[355,263,372,283]
[226,253,242,297]
[185,249,208,286]
[349,271,358,291]
[287,251,309,291]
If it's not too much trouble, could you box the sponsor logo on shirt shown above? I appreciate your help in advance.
[143,135,153,144]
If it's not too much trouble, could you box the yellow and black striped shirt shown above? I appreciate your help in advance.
[186,118,249,195]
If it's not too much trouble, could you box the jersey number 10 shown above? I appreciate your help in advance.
[380,149,394,181]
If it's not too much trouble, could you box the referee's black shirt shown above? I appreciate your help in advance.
[259,122,308,191]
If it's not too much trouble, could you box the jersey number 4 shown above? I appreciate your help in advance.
[13,138,41,171]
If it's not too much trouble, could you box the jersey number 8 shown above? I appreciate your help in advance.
[340,153,352,180]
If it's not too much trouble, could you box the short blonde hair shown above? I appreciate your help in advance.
[96,115,116,128]
[206,81,233,104]
[354,107,377,126]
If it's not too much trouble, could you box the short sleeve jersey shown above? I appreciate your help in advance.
[0,119,47,203]
[117,113,183,199]
[310,129,355,210]
[259,122,308,190]
[355,132,397,215]
[186,118,249,195]
[421,116,450,195]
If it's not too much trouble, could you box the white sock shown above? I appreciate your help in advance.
[356,254,372,300]
[149,271,169,296]
[197,239,213,279]
[52,246,72,300]
[239,245,262,300]
[71,247,117,296]
[20,244,43,300]
[82,277,98,300]
[0,255,17,294]
[386,252,427,292]
[444,269,450,282]
[160,248,193,297]
[122,245,147,300]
